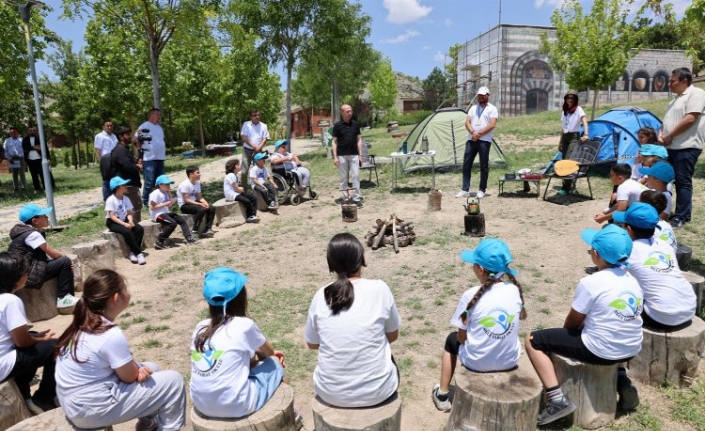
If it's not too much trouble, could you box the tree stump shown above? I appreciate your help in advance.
[683,271,704,317]
[71,240,117,284]
[6,407,114,431]
[139,220,163,249]
[447,355,542,431]
[213,198,246,229]
[0,379,31,430]
[253,192,277,213]
[191,383,296,431]
[630,316,705,387]
[15,278,73,322]
[676,244,692,272]
[68,254,83,293]
[102,230,130,258]
[311,393,402,431]
[462,214,485,237]
[551,354,618,430]
[180,214,206,236]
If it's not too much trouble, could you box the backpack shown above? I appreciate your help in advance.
[100,151,115,180]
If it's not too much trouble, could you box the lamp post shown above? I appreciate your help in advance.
[6,0,57,225]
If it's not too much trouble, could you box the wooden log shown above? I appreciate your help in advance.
[392,217,399,253]
[71,240,116,285]
[0,380,32,430]
[551,354,618,430]
[683,271,704,317]
[213,198,247,229]
[102,229,130,258]
[676,244,692,272]
[7,407,114,431]
[463,214,485,237]
[447,355,542,431]
[15,278,73,322]
[630,316,705,387]
[139,220,162,249]
[312,393,402,431]
[372,221,392,250]
[191,384,296,431]
[68,254,83,293]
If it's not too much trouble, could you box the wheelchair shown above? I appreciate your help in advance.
[271,166,317,206]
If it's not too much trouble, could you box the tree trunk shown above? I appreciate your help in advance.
[148,39,161,110]
[286,61,293,147]
[590,88,599,120]
[312,394,401,431]
[197,107,205,153]
[332,79,341,122]
[71,142,78,170]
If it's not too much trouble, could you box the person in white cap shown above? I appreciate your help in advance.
[456,87,498,199]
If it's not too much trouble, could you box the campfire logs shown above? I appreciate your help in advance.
[365,214,416,253]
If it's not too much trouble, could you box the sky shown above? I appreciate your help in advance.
[35,0,691,84]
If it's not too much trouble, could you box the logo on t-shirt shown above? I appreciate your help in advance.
[609,291,642,321]
[478,307,516,339]
[656,231,677,247]
[643,251,674,273]
[191,346,224,377]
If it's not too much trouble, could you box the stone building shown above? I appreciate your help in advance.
[457,24,690,117]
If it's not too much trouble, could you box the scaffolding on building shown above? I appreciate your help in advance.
[457,26,505,111]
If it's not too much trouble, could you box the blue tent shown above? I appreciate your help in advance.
[582,106,662,166]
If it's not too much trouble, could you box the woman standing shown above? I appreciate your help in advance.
[557,91,589,196]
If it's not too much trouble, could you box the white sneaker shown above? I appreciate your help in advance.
[128,253,138,264]
[246,215,260,223]
[57,294,79,309]
[137,253,146,265]
[476,191,485,198]
[455,190,469,198]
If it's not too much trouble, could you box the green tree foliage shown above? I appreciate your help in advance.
[423,67,448,110]
[683,0,705,71]
[540,0,648,118]
[369,57,397,113]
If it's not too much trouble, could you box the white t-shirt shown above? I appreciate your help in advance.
[654,220,677,249]
[93,131,117,157]
[24,231,46,249]
[55,323,134,392]
[136,121,166,161]
[0,294,28,381]
[450,281,522,372]
[662,85,705,151]
[616,179,644,207]
[467,103,499,142]
[223,173,241,201]
[562,107,586,133]
[304,279,401,408]
[177,179,201,207]
[627,239,695,326]
[270,152,297,171]
[105,194,133,221]
[190,317,267,418]
[631,162,642,181]
[240,121,270,150]
[149,188,172,221]
[572,268,643,360]
[27,136,40,160]
[248,165,270,188]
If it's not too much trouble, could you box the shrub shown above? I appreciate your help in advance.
[378,110,433,127]
[49,149,57,167]
[63,150,70,168]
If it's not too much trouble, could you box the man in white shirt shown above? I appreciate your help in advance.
[3,127,26,191]
[94,120,117,200]
[658,68,705,228]
[456,87,498,199]
[136,108,167,206]
[240,109,269,187]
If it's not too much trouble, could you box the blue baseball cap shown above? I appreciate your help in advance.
[19,204,52,223]
[612,202,659,229]
[639,144,668,159]
[460,238,518,276]
[109,176,130,191]
[254,153,268,162]
[581,225,632,266]
[640,161,674,183]
[203,267,248,308]
[154,174,175,186]
[274,140,288,150]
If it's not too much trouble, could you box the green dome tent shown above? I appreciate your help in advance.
[402,107,507,173]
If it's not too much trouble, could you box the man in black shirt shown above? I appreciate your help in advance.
[332,104,363,205]
[111,126,144,223]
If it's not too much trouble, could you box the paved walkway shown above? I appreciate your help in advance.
[0,138,323,236]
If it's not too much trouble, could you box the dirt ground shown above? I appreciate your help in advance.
[31,136,703,431]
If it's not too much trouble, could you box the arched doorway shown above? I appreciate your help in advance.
[526,88,548,114]
[509,52,555,116]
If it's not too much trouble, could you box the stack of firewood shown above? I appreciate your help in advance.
[365,214,416,253]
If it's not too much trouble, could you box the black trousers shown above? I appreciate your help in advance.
[7,339,57,402]
[155,213,192,241]
[44,256,75,298]
[233,193,258,218]
[254,183,277,205]
[106,219,144,255]
[180,204,215,232]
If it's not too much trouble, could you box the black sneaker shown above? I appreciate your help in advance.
[199,229,215,239]
[154,240,169,250]
[670,218,685,229]
[617,374,639,411]
[186,236,200,245]
[537,396,576,426]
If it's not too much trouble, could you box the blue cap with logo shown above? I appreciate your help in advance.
[639,144,668,159]
[19,203,52,223]
[203,267,248,308]
[640,161,674,183]
[254,153,268,162]
[460,238,518,276]
[154,174,175,186]
[581,224,632,266]
[612,202,660,229]
[109,176,131,191]
[274,140,288,150]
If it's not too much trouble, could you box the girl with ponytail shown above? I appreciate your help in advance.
[55,269,186,431]
[432,238,526,412]
[304,233,401,408]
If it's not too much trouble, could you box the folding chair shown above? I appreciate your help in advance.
[542,139,601,201]
[360,140,379,187]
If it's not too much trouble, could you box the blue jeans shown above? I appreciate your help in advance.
[142,160,165,205]
[102,179,111,202]
[461,140,491,192]
[249,357,284,411]
[668,148,702,221]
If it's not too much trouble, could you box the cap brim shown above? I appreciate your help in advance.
[39,207,53,216]
[612,211,627,224]
[460,249,477,264]
[580,228,599,247]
